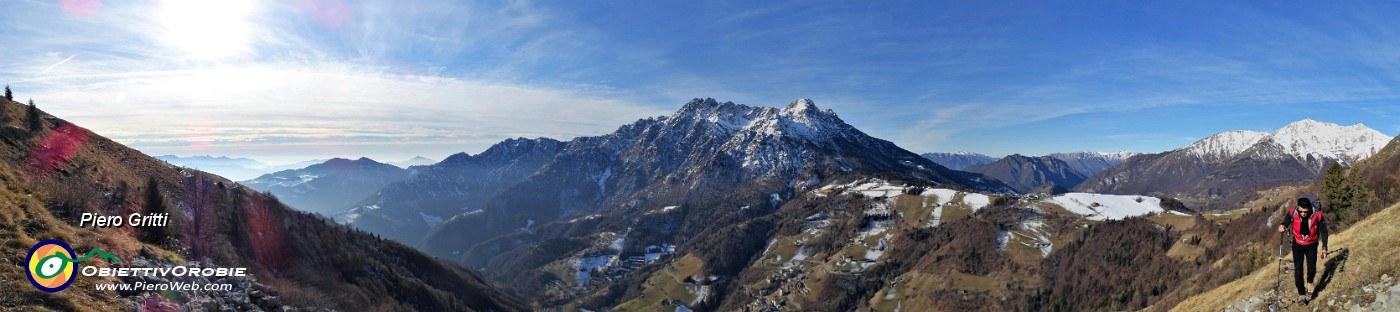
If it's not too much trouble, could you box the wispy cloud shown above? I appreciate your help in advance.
[40,54,76,74]
[19,60,666,159]
[0,0,669,161]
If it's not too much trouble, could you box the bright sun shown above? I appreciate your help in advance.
[158,0,256,60]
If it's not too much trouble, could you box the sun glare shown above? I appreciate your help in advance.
[158,0,256,60]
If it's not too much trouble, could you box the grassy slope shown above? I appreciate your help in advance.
[1171,200,1400,311]
[0,167,128,311]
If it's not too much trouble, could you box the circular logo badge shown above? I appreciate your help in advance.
[26,239,77,293]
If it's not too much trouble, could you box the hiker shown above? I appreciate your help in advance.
[1277,196,1329,302]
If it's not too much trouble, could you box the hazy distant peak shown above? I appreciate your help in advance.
[389,156,438,168]
[921,152,997,170]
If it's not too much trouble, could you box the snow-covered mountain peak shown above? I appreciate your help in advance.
[669,98,764,131]
[780,98,817,116]
[745,99,850,143]
[1180,130,1269,160]
[1265,119,1391,163]
[1096,150,1139,160]
[778,98,839,121]
[1175,119,1391,164]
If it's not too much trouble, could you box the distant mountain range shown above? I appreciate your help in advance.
[923,151,1135,192]
[920,152,997,170]
[1048,151,1137,177]
[155,155,277,181]
[964,154,1087,193]
[389,156,438,168]
[338,138,567,244]
[1077,119,1392,209]
[241,158,411,216]
[158,155,434,181]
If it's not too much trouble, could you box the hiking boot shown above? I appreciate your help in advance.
[1297,294,1309,303]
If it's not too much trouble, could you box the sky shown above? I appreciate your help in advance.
[3,1,1400,164]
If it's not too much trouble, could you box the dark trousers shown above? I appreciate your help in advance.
[1292,242,1318,295]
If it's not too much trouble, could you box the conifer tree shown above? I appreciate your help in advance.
[4,85,11,101]
[27,98,40,132]
[141,177,182,247]
[1323,162,1370,228]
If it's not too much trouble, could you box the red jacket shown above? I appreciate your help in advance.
[1281,206,1328,248]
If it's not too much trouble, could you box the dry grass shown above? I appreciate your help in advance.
[896,194,934,227]
[940,193,978,222]
[1149,212,1200,230]
[882,271,943,311]
[1171,200,1400,311]
[0,166,134,312]
[867,278,907,312]
[1003,231,1047,265]
[1166,238,1207,262]
[1148,213,1212,262]
[614,254,707,311]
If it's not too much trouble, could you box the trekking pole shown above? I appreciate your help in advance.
[1276,223,1290,308]
[1277,227,1283,306]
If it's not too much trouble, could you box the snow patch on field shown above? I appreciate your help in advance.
[762,238,778,256]
[928,203,944,227]
[865,195,897,216]
[864,234,890,263]
[608,234,626,251]
[921,188,959,206]
[962,193,991,210]
[1048,193,1163,221]
[848,181,907,198]
[691,285,710,306]
[644,244,674,263]
[574,255,617,287]
[782,249,810,269]
[920,188,990,211]
[857,219,894,240]
[1019,219,1053,257]
[815,179,903,197]
[803,211,831,234]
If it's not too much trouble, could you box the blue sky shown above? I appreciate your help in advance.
[2,1,1398,163]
